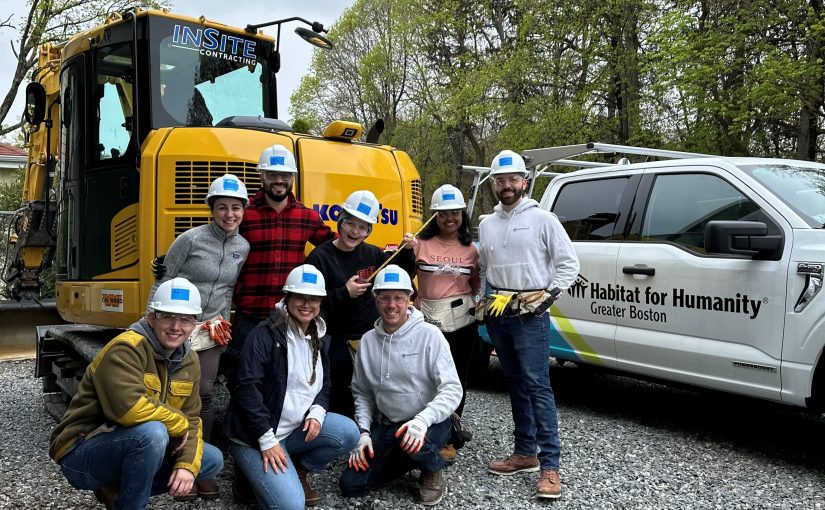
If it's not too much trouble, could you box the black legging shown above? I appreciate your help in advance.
[442,322,477,416]
[328,335,356,419]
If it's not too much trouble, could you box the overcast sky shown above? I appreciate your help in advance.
[0,0,353,132]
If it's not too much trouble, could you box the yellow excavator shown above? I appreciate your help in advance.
[2,8,423,416]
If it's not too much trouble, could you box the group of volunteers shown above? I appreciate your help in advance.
[47,144,579,509]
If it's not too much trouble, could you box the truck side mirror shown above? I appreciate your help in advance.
[24,82,47,126]
[705,220,783,260]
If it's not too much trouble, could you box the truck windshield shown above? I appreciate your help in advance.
[741,163,825,227]
[149,17,276,127]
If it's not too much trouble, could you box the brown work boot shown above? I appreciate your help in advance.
[297,464,322,506]
[418,470,446,506]
[173,484,198,502]
[197,479,220,500]
[536,469,562,499]
[93,484,118,509]
[439,444,457,464]
[488,453,540,475]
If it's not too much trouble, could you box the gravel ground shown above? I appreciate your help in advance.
[2,357,825,509]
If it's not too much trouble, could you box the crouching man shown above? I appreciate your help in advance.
[49,278,224,509]
[340,265,462,506]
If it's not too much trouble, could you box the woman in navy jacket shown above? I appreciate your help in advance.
[225,264,359,509]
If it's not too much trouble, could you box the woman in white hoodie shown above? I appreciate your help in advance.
[225,264,359,509]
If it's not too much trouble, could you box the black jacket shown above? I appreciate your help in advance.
[225,309,331,447]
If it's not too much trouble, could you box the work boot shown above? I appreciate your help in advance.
[197,479,220,500]
[173,484,198,502]
[297,464,322,506]
[93,484,118,509]
[418,470,446,506]
[488,453,540,475]
[439,444,457,464]
[536,469,562,499]
[233,464,256,505]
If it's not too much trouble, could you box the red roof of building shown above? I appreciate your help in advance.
[0,143,26,157]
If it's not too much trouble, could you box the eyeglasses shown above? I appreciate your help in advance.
[341,220,371,234]
[261,170,294,181]
[376,294,410,304]
[436,210,462,218]
[154,312,197,327]
[493,175,525,186]
[292,295,323,306]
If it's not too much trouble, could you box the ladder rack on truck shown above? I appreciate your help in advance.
[460,142,714,217]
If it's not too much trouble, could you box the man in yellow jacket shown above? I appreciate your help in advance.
[49,278,223,508]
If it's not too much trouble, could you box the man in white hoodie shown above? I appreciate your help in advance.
[478,149,579,500]
[340,264,462,506]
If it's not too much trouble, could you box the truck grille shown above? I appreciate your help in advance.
[174,160,258,205]
[410,179,423,215]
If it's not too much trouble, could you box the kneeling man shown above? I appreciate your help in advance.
[49,277,223,508]
[340,265,462,506]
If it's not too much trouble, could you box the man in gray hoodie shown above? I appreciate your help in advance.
[340,264,462,506]
[478,150,579,500]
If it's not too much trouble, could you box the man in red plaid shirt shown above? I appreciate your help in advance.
[228,144,334,370]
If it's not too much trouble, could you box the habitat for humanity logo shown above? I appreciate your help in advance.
[172,24,256,65]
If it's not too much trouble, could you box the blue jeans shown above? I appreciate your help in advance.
[231,412,359,510]
[487,312,560,470]
[59,421,224,510]
[340,416,451,497]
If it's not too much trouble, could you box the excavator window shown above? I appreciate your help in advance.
[92,42,133,163]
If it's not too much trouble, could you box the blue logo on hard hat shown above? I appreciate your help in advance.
[223,179,239,191]
[270,155,285,166]
[442,193,455,200]
[357,202,372,216]
[302,272,318,284]
[171,288,190,301]
[384,272,400,282]
[499,156,513,166]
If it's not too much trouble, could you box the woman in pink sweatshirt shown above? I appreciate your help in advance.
[402,184,480,427]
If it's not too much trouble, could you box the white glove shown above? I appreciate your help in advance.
[395,417,427,454]
[348,432,374,471]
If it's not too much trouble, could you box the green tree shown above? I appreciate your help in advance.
[0,0,168,137]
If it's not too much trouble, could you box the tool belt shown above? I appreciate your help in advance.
[188,316,220,351]
[419,295,475,333]
[487,289,554,318]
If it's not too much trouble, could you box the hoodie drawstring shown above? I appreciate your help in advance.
[380,332,394,381]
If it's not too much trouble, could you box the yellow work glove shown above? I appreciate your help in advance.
[486,293,513,317]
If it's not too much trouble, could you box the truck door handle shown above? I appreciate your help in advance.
[622,265,655,276]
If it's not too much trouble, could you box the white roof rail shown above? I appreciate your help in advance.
[523,142,713,168]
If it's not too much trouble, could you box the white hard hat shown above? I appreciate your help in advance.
[257,144,297,173]
[283,264,327,296]
[490,149,528,176]
[149,277,203,315]
[205,173,249,207]
[372,264,413,295]
[430,184,466,210]
[342,190,380,224]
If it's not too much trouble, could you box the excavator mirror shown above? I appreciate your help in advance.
[24,82,46,126]
[294,27,333,50]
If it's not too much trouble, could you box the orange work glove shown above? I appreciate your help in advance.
[204,317,232,346]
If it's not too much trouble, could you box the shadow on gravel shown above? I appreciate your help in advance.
[476,357,825,472]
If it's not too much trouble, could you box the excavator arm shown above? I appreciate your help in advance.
[2,44,61,301]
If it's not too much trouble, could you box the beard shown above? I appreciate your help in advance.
[495,185,525,206]
[263,185,289,203]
